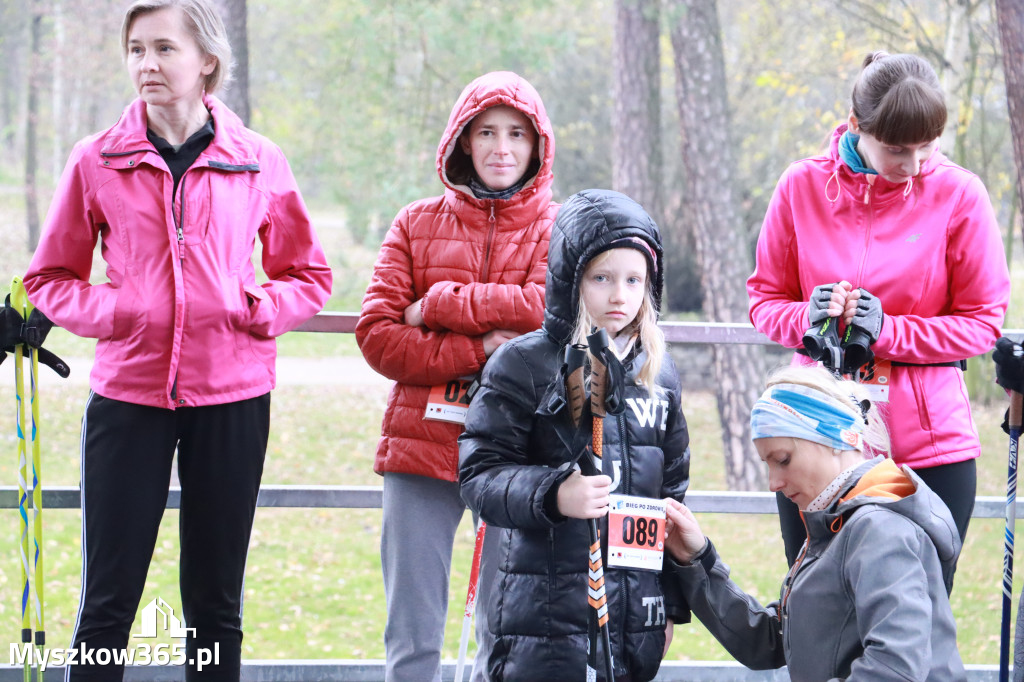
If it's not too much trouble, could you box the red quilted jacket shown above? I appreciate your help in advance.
[356,71,558,481]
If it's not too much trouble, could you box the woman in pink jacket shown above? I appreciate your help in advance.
[23,0,331,678]
[747,51,1009,568]
[356,71,557,682]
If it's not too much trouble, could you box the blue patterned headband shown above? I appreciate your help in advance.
[750,383,864,451]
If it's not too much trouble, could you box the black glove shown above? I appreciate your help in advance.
[22,308,53,349]
[0,294,68,378]
[994,337,1024,394]
[849,289,883,343]
[0,294,23,350]
[803,283,842,372]
[841,288,883,374]
[807,283,839,326]
[1,294,53,349]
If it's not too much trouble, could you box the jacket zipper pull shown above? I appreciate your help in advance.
[175,174,187,261]
[479,203,497,281]
[863,186,870,205]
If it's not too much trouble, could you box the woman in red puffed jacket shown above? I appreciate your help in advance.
[356,70,558,682]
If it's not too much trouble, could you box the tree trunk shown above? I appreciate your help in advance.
[52,0,64,180]
[24,0,42,252]
[940,0,970,155]
[997,0,1024,251]
[612,0,661,223]
[212,0,249,126]
[0,0,24,155]
[667,0,767,491]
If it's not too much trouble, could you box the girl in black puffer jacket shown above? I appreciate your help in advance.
[459,189,692,682]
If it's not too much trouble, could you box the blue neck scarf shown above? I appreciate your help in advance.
[839,131,877,176]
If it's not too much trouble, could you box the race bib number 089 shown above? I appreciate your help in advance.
[607,494,666,572]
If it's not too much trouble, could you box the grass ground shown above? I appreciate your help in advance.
[0,377,1016,663]
[0,192,1022,664]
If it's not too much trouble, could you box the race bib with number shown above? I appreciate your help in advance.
[856,358,891,403]
[606,494,666,572]
[424,379,475,424]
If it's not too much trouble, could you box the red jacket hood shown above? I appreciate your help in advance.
[436,71,556,211]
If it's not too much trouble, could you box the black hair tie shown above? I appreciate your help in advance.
[858,398,871,424]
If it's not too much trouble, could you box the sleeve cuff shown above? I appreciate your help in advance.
[668,537,716,572]
[541,468,574,523]
[873,313,895,355]
[420,289,437,330]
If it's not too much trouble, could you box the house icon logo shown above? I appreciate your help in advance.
[133,597,196,638]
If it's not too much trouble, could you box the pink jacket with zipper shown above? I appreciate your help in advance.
[748,123,1009,469]
[24,95,332,410]
[356,71,558,482]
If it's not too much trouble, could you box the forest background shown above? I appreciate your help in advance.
[1,0,1024,669]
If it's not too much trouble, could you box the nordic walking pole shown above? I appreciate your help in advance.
[586,328,619,682]
[23,281,46,681]
[11,279,35,681]
[5,280,65,682]
[1003,387,1023,682]
[29,341,44,682]
[1014,390,1024,682]
[563,343,603,681]
[454,519,487,682]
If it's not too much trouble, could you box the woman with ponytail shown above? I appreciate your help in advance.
[747,52,1010,567]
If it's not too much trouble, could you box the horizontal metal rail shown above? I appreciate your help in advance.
[0,661,1004,681]
[298,312,1023,346]
[297,312,778,344]
[0,485,1017,519]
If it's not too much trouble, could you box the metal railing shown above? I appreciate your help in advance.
[0,313,1012,681]
[0,661,1001,681]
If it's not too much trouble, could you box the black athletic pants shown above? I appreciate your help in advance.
[776,458,976,568]
[68,392,270,682]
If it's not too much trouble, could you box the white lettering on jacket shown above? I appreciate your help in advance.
[642,595,666,626]
[626,397,669,430]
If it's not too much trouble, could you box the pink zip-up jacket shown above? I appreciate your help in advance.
[748,124,1009,469]
[24,95,332,410]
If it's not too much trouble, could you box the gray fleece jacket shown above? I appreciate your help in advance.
[670,456,964,681]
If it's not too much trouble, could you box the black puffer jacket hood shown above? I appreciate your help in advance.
[544,189,665,344]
